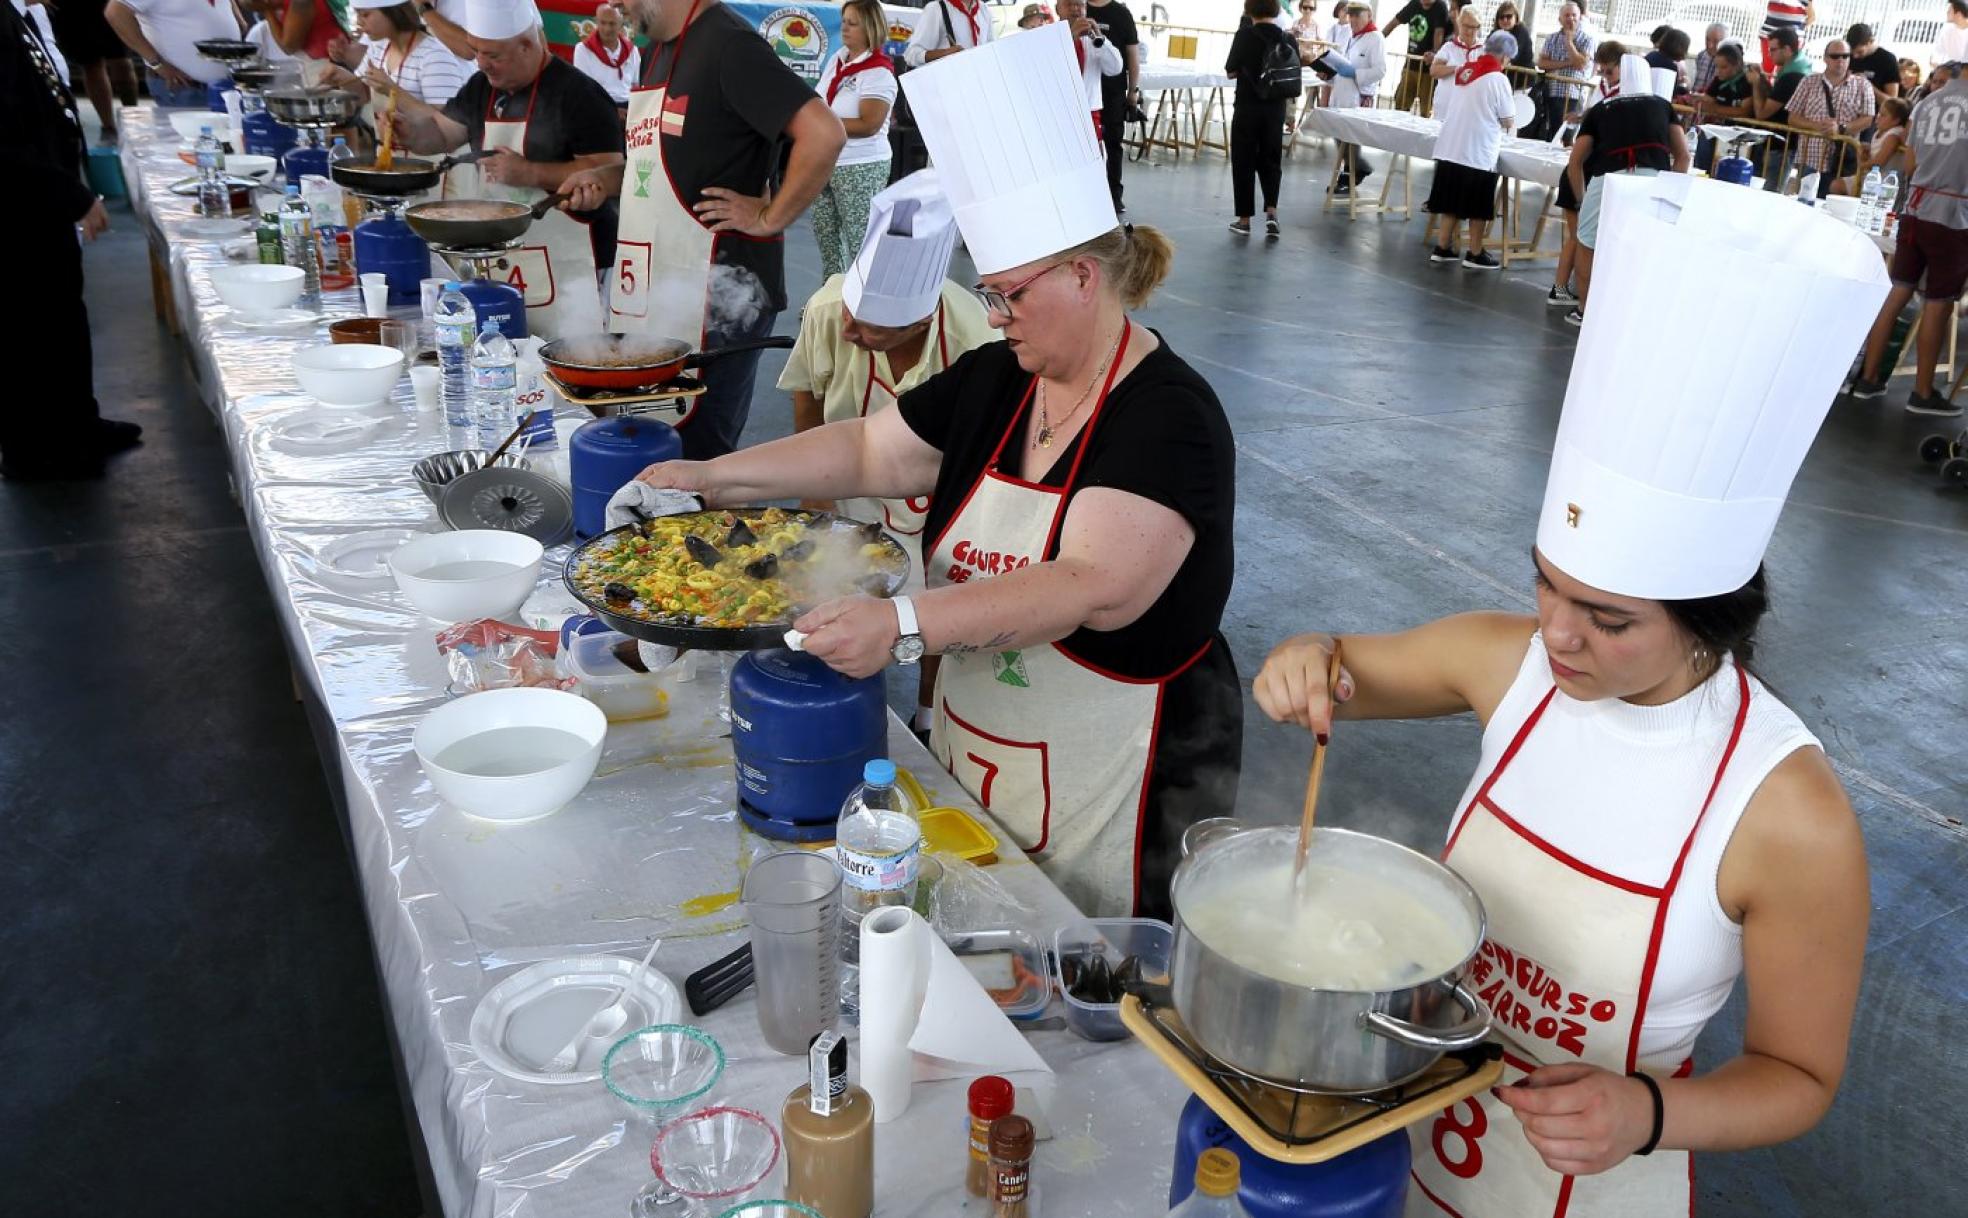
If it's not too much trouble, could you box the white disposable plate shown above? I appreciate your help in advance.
[315,528,425,582]
[268,409,386,454]
[469,955,682,1085]
[184,217,249,238]
[233,308,318,331]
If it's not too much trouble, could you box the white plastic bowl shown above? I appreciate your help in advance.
[411,692,602,822]
[387,529,543,621]
[292,342,406,408]
[211,264,303,314]
[414,688,607,822]
[226,153,278,181]
[170,111,233,142]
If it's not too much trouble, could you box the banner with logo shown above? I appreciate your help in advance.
[530,2,932,75]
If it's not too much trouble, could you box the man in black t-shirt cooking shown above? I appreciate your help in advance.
[560,0,846,460]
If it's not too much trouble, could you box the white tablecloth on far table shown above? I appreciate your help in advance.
[1139,60,1233,91]
[1299,104,1573,188]
[119,110,1190,1218]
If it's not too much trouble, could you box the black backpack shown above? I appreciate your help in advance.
[1255,26,1303,100]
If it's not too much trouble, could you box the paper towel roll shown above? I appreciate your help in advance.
[859,907,933,1123]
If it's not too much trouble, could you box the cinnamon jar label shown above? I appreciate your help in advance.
[994,1166,1029,1201]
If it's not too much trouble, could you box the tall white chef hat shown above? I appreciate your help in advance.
[842,170,960,327]
[463,0,541,41]
[1538,173,1889,600]
[350,0,401,10]
[1650,66,1678,98]
[1618,52,1654,97]
[898,21,1116,274]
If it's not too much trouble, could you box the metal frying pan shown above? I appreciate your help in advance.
[331,151,485,198]
[194,38,260,64]
[561,507,910,650]
[403,194,561,246]
[538,333,795,391]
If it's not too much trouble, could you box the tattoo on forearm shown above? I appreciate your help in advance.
[941,631,1016,656]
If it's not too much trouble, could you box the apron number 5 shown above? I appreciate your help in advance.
[611,240,653,320]
[1431,1098,1488,1180]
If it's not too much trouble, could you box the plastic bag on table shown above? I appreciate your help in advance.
[436,619,571,695]
[923,848,1036,936]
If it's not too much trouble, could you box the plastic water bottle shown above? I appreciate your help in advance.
[1168,1149,1254,1217]
[1883,169,1902,232]
[278,184,320,305]
[835,759,921,1022]
[470,319,518,449]
[434,282,477,429]
[1857,167,1885,233]
[195,126,227,217]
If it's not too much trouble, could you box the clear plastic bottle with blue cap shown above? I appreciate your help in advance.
[835,758,920,1021]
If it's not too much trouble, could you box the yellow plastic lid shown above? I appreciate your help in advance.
[1195,1148,1240,1197]
[918,806,999,865]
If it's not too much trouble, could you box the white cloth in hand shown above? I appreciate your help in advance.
[603,483,702,530]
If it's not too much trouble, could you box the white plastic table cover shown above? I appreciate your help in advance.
[1298,105,1572,188]
[1139,61,1234,91]
[118,110,1190,1218]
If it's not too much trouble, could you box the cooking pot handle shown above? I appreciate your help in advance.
[1179,817,1247,859]
[1360,979,1493,1051]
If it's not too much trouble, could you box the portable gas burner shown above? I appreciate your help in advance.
[540,369,706,423]
[1122,993,1501,1164]
[429,239,528,340]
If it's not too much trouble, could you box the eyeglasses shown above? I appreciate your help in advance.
[972,262,1063,318]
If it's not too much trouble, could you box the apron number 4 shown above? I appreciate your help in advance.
[1431,1097,1488,1180]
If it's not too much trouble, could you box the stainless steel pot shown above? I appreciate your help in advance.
[1169,823,1490,1094]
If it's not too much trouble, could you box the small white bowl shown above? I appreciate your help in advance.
[226,153,278,181]
[414,688,607,822]
[170,111,232,143]
[387,529,543,621]
[292,342,406,408]
[211,264,303,315]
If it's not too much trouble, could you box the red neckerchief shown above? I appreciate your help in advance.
[1450,36,1478,52]
[949,0,981,43]
[583,32,634,75]
[1074,33,1086,69]
[1597,79,1618,100]
[826,48,894,103]
[1355,20,1377,35]
[1454,53,1503,85]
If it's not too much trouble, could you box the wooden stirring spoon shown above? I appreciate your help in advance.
[1291,640,1344,887]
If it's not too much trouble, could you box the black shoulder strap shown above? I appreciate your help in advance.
[939,1,956,43]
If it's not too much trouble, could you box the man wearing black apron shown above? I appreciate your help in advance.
[559,0,846,460]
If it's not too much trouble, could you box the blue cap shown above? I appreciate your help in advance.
[863,759,896,786]
[445,280,462,291]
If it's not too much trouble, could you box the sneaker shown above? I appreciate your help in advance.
[1463,251,1501,270]
[1229,219,1251,235]
[1845,376,1887,400]
[1265,217,1280,238]
[95,418,144,454]
[1907,392,1964,416]
[1430,246,1460,263]
[1564,308,1586,327]
[1332,178,1352,196]
[1547,285,1578,307]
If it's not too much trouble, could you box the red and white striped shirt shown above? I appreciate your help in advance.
[1761,0,1809,37]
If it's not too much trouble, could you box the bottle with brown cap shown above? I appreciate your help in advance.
[782,1030,874,1218]
[1167,1147,1252,1216]
[988,1114,1037,1218]
[966,1076,1016,1197]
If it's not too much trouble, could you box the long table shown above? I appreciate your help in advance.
[119,111,1186,1218]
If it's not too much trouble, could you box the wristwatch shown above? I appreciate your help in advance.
[891,595,924,665]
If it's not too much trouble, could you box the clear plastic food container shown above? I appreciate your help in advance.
[558,619,671,722]
[1052,917,1174,1041]
[946,926,1051,1022]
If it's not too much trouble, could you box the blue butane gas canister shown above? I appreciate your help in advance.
[729,649,886,841]
[1170,1095,1411,1218]
[569,416,683,539]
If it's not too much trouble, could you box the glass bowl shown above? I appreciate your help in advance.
[602,1025,725,1117]
[650,1106,781,1201]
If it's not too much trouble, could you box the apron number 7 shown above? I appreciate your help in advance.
[1431,1097,1488,1180]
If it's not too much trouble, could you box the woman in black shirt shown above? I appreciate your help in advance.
[634,223,1241,920]
[1226,0,1296,235]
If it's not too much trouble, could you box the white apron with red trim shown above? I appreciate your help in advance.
[442,76,604,340]
[1406,662,1752,1218]
[926,328,1192,917]
[833,302,952,586]
[610,0,768,402]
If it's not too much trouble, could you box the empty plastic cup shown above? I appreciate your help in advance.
[740,851,842,1055]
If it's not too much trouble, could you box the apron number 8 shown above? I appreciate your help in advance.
[1431,1098,1488,1180]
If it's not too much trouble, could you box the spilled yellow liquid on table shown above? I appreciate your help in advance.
[680,890,740,918]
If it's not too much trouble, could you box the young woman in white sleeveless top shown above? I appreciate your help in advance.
[1254,551,1867,1217]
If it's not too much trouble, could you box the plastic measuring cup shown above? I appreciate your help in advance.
[740,851,842,1055]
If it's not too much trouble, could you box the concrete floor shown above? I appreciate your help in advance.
[5,139,1963,1215]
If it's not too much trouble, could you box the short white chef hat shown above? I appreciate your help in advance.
[842,170,960,327]
[463,0,540,41]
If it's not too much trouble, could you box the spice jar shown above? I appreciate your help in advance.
[966,1076,1016,1197]
[988,1114,1035,1218]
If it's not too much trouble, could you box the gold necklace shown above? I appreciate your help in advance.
[1035,322,1127,449]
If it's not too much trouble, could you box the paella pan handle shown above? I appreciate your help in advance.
[681,336,797,368]
[1360,979,1492,1051]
